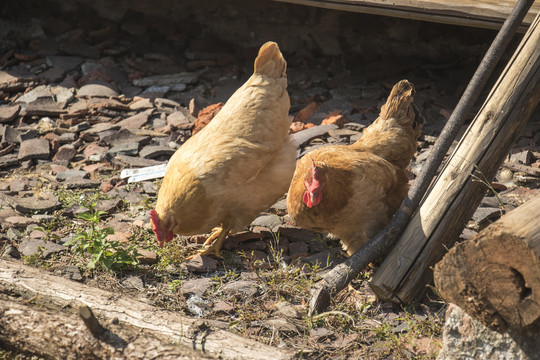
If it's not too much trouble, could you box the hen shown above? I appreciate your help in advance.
[286,80,423,255]
[150,42,296,257]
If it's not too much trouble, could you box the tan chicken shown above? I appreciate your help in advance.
[150,42,296,257]
[286,80,423,255]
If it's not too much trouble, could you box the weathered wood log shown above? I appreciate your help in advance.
[308,0,535,315]
[370,11,540,304]
[273,0,540,30]
[0,259,295,360]
[434,195,540,332]
[0,297,212,360]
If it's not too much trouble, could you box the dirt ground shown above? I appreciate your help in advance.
[1,0,539,359]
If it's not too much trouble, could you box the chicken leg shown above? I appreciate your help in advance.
[186,225,231,259]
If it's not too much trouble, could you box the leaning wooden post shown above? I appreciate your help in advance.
[370,12,540,303]
[434,194,540,332]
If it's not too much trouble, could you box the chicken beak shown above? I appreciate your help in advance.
[310,192,317,205]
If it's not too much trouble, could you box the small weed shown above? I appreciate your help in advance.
[66,206,139,271]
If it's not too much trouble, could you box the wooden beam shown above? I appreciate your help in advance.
[370,12,540,304]
[273,0,540,30]
[434,195,540,332]
[0,259,295,360]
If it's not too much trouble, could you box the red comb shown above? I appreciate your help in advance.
[150,210,159,229]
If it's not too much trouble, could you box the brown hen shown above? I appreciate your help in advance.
[150,42,296,258]
[286,80,423,255]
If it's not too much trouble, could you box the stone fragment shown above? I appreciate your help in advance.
[129,98,153,110]
[322,111,348,128]
[250,214,282,231]
[5,216,39,227]
[137,249,158,265]
[139,145,175,159]
[0,126,21,143]
[113,154,163,168]
[0,154,18,168]
[46,55,83,71]
[18,138,50,161]
[0,105,20,123]
[288,241,310,259]
[181,278,212,297]
[132,72,198,87]
[116,108,153,129]
[122,275,144,290]
[53,144,77,162]
[78,81,119,97]
[167,110,194,129]
[14,196,61,214]
[101,128,150,147]
[471,207,503,229]
[56,169,89,181]
[24,98,66,117]
[59,40,100,59]
[0,70,38,91]
[64,178,100,189]
[221,280,258,297]
[59,265,83,281]
[18,238,67,258]
[38,67,66,83]
[183,255,218,273]
[108,142,140,156]
[15,85,53,104]
[1,244,21,260]
[94,199,123,213]
[294,102,319,123]
[277,227,319,243]
[193,102,224,134]
[9,179,28,192]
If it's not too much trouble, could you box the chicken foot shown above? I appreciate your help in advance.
[186,226,231,259]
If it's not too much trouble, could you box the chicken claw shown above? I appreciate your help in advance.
[186,226,231,260]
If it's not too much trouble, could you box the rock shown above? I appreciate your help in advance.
[250,214,282,231]
[78,81,119,97]
[129,98,153,110]
[18,138,50,161]
[46,55,83,71]
[56,169,89,181]
[122,275,145,290]
[18,238,67,258]
[193,102,224,134]
[14,196,61,214]
[5,216,39,227]
[1,126,21,143]
[0,104,20,123]
[114,154,163,168]
[213,299,234,312]
[101,128,151,147]
[183,255,218,273]
[15,85,54,104]
[322,111,348,128]
[0,154,19,168]
[167,110,193,129]
[63,203,89,217]
[139,145,175,159]
[290,124,339,147]
[38,67,66,83]
[116,108,153,129]
[510,150,532,165]
[277,227,319,243]
[288,241,309,259]
[221,280,258,297]
[132,72,198,87]
[274,301,300,318]
[59,40,100,58]
[270,198,288,215]
[108,142,140,156]
[327,128,360,138]
[137,249,158,265]
[0,70,38,91]
[471,207,503,229]
[181,278,212,297]
[53,144,77,162]
[94,198,123,213]
[294,102,320,123]
[438,304,534,360]
[59,265,83,281]
[9,179,28,192]
[64,177,100,189]
[1,244,21,259]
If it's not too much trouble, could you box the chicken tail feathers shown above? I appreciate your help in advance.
[380,80,415,124]
[254,41,286,79]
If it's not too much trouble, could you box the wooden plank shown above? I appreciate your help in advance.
[0,259,295,360]
[369,11,540,303]
[273,0,540,30]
